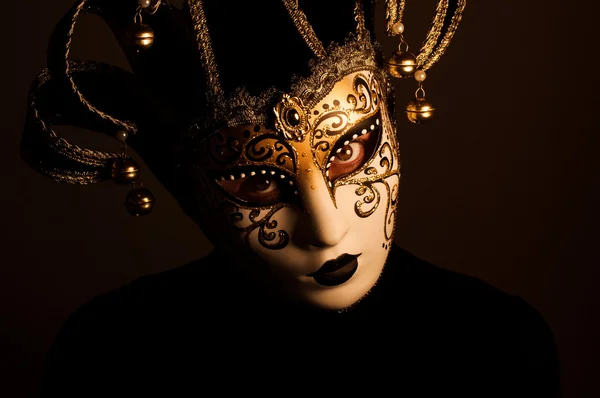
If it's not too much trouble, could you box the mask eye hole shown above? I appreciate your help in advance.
[327,113,382,182]
[214,169,297,207]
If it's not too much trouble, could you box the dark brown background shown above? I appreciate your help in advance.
[3,0,599,396]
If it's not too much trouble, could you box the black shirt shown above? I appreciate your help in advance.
[39,245,560,397]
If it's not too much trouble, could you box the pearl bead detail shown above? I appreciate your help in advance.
[116,130,128,142]
[414,70,427,82]
[392,22,404,35]
[138,0,152,8]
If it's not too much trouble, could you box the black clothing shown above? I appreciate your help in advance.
[40,245,560,397]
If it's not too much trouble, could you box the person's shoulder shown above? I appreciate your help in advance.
[60,250,224,331]
[389,245,538,318]
[386,245,560,396]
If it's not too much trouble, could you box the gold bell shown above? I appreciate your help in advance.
[406,97,435,124]
[126,23,155,51]
[387,51,418,79]
[125,187,155,216]
[111,157,140,185]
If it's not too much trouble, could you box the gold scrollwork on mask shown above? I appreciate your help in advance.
[228,203,291,250]
[355,182,380,218]
[338,104,400,239]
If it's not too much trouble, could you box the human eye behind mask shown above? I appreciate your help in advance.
[214,167,298,207]
[326,111,382,182]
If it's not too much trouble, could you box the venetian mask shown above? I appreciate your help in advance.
[174,0,402,310]
[190,63,400,310]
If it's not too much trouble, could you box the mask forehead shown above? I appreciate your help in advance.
[198,69,387,181]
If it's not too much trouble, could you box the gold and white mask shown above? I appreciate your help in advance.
[191,65,400,310]
[179,0,407,310]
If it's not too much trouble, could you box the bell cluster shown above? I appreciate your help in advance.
[111,130,155,216]
[386,22,435,124]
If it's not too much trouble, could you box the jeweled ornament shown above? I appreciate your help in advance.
[111,157,140,185]
[125,187,155,216]
[286,109,301,127]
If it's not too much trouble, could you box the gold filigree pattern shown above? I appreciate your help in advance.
[336,93,401,239]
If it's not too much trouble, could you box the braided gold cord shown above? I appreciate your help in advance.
[420,0,466,71]
[385,0,406,36]
[415,0,448,69]
[62,0,138,133]
[281,0,327,58]
[25,66,119,184]
[46,170,107,185]
[188,0,224,114]
[385,0,467,71]
[354,0,368,41]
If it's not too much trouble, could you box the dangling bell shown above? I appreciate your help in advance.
[387,51,418,79]
[126,23,155,51]
[406,97,436,124]
[112,157,140,185]
[125,187,155,216]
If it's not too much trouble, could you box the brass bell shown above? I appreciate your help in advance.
[125,187,155,216]
[126,23,155,51]
[112,157,140,185]
[406,97,435,124]
[387,51,418,79]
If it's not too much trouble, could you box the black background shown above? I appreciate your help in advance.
[3,0,599,396]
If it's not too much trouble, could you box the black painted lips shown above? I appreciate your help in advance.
[308,253,361,287]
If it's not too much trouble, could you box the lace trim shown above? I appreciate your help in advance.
[197,33,381,141]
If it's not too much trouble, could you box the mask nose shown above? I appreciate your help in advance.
[295,173,349,248]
